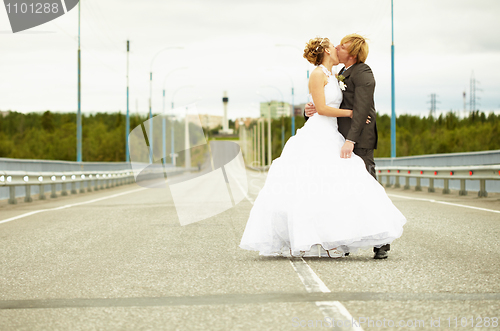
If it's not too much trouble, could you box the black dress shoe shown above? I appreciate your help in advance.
[373,250,388,259]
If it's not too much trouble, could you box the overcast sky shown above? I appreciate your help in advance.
[1,0,499,120]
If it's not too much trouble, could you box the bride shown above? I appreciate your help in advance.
[239,37,406,258]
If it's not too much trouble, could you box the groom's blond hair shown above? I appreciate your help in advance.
[340,34,369,63]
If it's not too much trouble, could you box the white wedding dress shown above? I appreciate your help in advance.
[239,65,406,257]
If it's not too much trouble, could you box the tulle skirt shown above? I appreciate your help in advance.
[240,114,406,256]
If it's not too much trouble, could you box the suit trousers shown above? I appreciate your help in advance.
[353,147,390,252]
[353,147,376,180]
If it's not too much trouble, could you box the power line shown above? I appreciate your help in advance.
[84,0,124,52]
[50,21,121,74]
[80,0,123,54]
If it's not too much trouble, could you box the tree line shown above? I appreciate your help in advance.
[0,110,498,162]
[258,110,500,162]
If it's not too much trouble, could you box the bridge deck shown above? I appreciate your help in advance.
[0,169,499,330]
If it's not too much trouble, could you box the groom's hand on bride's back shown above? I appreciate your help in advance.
[304,105,364,121]
[304,102,316,117]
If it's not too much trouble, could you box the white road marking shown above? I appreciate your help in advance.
[289,258,363,331]
[289,258,331,293]
[0,187,147,225]
[387,193,500,214]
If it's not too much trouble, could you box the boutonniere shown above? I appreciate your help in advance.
[337,74,347,91]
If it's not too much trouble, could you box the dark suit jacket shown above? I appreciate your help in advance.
[304,62,378,150]
[338,63,378,149]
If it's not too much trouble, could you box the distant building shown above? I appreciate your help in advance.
[0,110,10,117]
[234,117,255,131]
[190,114,223,130]
[260,101,291,119]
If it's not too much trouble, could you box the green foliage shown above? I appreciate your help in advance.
[0,111,149,162]
[1,111,499,162]
[374,111,500,157]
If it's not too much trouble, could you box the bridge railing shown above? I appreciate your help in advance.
[376,165,500,197]
[0,165,202,204]
[0,170,135,204]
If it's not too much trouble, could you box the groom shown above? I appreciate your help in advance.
[304,33,390,259]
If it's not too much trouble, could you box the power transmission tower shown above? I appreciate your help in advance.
[428,93,439,116]
[469,71,481,112]
[462,91,467,118]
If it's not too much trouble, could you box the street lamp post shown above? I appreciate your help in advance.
[76,0,81,163]
[278,75,295,136]
[126,40,130,162]
[148,46,183,162]
[275,44,308,136]
[261,86,285,163]
[391,0,396,159]
[256,90,277,167]
[256,120,260,167]
[264,67,296,143]
[261,117,265,167]
[170,86,194,166]
[184,106,190,170]
[161,67,187,165]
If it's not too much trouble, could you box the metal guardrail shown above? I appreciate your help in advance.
[375,149,500,167]
[376,165,500,197]
[0,165,202,204]
[0,170,135,204]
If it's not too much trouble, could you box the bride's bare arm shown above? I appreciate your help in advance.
[309,69,352,118]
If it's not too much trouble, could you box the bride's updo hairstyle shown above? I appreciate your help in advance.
[303,37,330,66]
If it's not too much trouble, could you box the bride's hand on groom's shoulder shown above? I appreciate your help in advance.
[304,102,316,117]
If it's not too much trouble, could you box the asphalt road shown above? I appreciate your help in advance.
[0,168,499,331]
